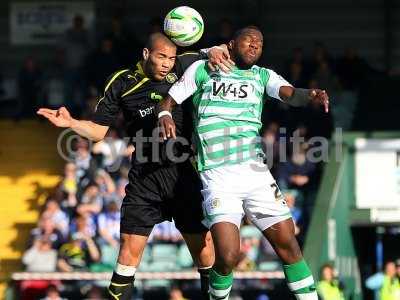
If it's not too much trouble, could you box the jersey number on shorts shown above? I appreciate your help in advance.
[270,182,284,201]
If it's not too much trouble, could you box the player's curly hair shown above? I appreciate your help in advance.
[232,25,263,40]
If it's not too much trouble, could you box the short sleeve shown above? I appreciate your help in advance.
[168,60,206,104]
[264,69,292,101]
[91,70,128,126]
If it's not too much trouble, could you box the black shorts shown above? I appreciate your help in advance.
[120,160,207,236]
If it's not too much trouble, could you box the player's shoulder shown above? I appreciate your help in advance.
[253,66,281,84]
[104,63,146,91]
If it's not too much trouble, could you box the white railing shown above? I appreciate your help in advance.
[11,271,284,281]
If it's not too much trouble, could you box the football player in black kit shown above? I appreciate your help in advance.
[38,33,234,300]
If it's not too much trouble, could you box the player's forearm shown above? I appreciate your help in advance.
[157,95,177,115]
[279,86,310,107]
[70,119,108,142]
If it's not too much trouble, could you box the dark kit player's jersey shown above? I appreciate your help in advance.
[92,52,203,165]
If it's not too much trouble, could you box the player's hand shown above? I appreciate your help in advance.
[309,89,329,113]
[158,115,176,140]
[207,44,235,73]
[37,106,73,127]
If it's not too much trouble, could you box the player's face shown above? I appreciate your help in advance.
[232,29,263,68]
[144,41,177,81]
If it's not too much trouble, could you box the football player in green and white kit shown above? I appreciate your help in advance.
[158,26,329,300]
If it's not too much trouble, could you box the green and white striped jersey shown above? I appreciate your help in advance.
[169,60,291,171]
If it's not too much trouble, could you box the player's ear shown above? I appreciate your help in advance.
[143,48,150,61]
[228,40,234,51]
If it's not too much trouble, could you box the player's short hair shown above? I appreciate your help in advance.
[232,25,263,41]
[145,32,176,51]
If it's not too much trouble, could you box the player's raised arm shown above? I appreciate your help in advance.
[264,69,330,113]
[37,107,109,141]
[203,44,235,72]
[38,69,127,141]
[157,60,206,140]
[177,44,234,74]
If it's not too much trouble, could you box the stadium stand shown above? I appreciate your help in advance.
[0,120,64,297]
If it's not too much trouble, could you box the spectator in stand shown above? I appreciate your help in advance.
[39,284,67,300]
[92,128,127,172]
[28,213,64,250]
[42,199,70,238]
[262,122,281,175]
[150,220,184,243]
[58,163,79,215]
[278,142,317,228]
[17,56,44,119]
[72,138,98,189]
[77,182,103,217]
[277,143,316,192]
[85,37,120,94]
[57,231,100,271]
[97,201,120,249]
[60,15,91,115]
[379,261,400,300]
[71,212,97,239]
[22,238,57,272]
[169,286,189,300]
[94,169,116,204]
[84,286,104,300]
[284,190,302,236]
[366,259,400,300]
[236,228,260,271]
[317,263,345,300]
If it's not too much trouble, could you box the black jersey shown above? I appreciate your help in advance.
[92,52,203,165]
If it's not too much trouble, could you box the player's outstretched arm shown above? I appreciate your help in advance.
[157,95,178,140]
[37,106,109,141]
[279,86,330,113]
[264,69,329,113]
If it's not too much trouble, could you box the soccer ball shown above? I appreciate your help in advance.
[164,6,204,47]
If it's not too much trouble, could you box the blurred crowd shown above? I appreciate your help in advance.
[12,14,381,300]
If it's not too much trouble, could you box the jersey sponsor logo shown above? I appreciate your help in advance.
[166,73,178,83]
[139,106,155,118]
[212,81,251,99]
[150,92,163,101]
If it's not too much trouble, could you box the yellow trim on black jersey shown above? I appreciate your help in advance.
[121,77,150,98]
[95,69,129,112]
[178,51,199,56]
[105,69,130,92]
[135,62,145,76]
